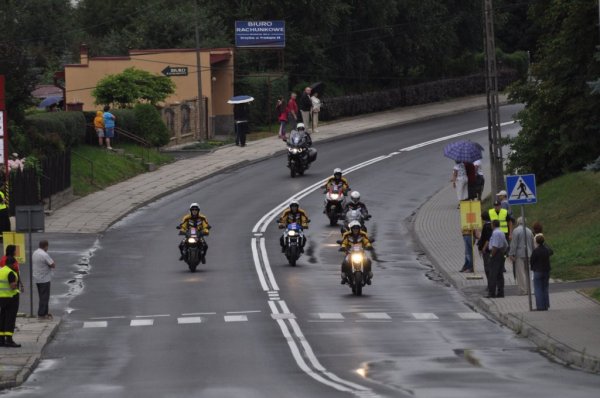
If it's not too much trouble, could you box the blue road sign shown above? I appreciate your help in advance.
[235,21,285,48]
[506,174,537,205]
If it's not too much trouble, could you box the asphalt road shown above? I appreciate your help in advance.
[6,105,600,397]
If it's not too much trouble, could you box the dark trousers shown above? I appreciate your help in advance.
[0,294,19,336]
[482,251,491,281]
[533,271,550,310]
[36,282,51,317]
[488,253,505,297]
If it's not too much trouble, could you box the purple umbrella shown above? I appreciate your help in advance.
[443,140,484,163]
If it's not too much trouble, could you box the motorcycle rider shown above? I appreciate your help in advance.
[339,221,373,284]
[292,122,312,147]
[178,203,211,261]
[323,168,350,194]
[343,191,370,219]
[278,200,310,252]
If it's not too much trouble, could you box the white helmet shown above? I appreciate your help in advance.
[289,200,300,209]
[189,202,200,214]
[333,168,342,176]
[296,123,305,130]
[350,191,360,203]
[348,220,361,230]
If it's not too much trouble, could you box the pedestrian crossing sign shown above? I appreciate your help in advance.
[506,174,537,205]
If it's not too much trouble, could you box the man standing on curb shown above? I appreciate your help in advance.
[299,87,312,129]
[0,258,21,347]
[287,92,298,130]
[32,240,56,320]
[509,217,534,295]
[487,219,508,298]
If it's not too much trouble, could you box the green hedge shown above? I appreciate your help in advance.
[26,111,86,148]
[133,104,169,146]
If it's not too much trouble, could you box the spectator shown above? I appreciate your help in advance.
[487,219,508,298]
[299,87,312,128]
[0,184,10,235]
[310,92,321,133]
[488,199,513,242]
[32,240,56,320]
[276,96,288,140]
[477,211,493,286]
[496,190,512,217]
[451,161,468,206]
[460,226,477,273]
[287,92,298,129]
[465,162,478,200]
[102,105,116,150]
[530,234,552,310]
[473,159,485,200]
[0,256,21,347]
[233,103,249,147]
[508,217,534,295]
[94,110,105,147]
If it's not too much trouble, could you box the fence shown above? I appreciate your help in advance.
[8,151,71,215]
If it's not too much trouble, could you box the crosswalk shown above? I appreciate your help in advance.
[80,310,486,328]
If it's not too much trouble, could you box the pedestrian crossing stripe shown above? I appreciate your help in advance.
[506,174,537,205]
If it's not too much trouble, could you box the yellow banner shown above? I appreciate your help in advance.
[2,232,27,264]
[460,200,482,230]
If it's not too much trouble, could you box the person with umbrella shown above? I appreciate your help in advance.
[450,160,468,205]
[444,140,484,206]
[227,96,254,147]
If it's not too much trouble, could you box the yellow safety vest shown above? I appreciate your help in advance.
[0,191,6,211]
[0,266,19,298]
[489,208,509,233]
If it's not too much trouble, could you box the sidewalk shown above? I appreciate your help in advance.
[1,95,598,389]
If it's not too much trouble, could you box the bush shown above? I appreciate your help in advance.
[235,75,289,126]
[25,111,86,148]
[133,103,169,146]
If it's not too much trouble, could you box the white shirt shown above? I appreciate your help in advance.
[32,248,54,283]
[473,159,484,176]
[310,95,321,112]
[453,163,466,179]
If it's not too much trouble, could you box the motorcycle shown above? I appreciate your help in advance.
[342,243,372,296]
[340,208,371,235]
[282,222,304,266]
[324,184,347,226]
[287,131,317,178]
[177,225,207,272]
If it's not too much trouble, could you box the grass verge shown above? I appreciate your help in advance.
[523,171,600,281]
[72,143,174,197]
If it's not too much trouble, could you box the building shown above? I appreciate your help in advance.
[63,45,235,142]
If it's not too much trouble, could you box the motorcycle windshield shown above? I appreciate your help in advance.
[346,210,362,222]
[189,227,198,236]
[287,223,301,231]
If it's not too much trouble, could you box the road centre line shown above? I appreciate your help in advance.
[181,312,216,316]
[90,316,126,319]
[136,314,170,318]
[252,123,505,395]
[226,310,262,314]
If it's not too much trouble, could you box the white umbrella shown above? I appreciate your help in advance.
[227,95,254,104]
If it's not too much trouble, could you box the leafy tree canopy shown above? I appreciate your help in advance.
[507,0,600,182]
[92,67,175,108]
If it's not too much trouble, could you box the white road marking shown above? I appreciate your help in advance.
[177,317,202,324]
[224,315,248,322]
[412,313,439,320]
[90,316,125,320]
[136,314,169,318]
[457,312,485,320]
[226,310,261,314]
[318,313,345,320]
[360,312,391,320]
[181,312,216,316]
[251,238,269,291]
[130,319,154,326]
[83,321,107,328]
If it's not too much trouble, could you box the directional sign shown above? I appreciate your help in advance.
[506,174,537,205]
[161,66,188,77]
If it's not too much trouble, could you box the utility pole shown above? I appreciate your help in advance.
[483,0,505,195]
[194,0,205,141]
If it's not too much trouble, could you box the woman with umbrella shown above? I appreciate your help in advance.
[445,140,484,206]
[450,161,468,205]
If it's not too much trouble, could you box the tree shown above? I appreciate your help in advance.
[92,67,175,108]
[507,0,600,182]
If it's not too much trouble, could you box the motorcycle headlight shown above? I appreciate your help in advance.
[351,253,363,263]
[187,238,197,244]
[289,148,298,154]
[288,230,297,236]
[330,193,339,200]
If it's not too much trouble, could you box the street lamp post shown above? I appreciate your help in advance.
[194,0,204,141]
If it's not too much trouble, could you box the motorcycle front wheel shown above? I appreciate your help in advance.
[354,271,363,296]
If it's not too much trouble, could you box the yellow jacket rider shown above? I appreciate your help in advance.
[278,200,310,252]
[339,221,373,284]
[179,203,210,261]
[323,168,350,194]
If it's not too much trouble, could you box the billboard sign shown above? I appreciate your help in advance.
[235,21,285,48]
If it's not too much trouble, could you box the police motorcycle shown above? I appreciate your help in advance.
[324,183,347,226]
[176,224,207,272]
[281,222,304,266]
[286,123,317,178]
